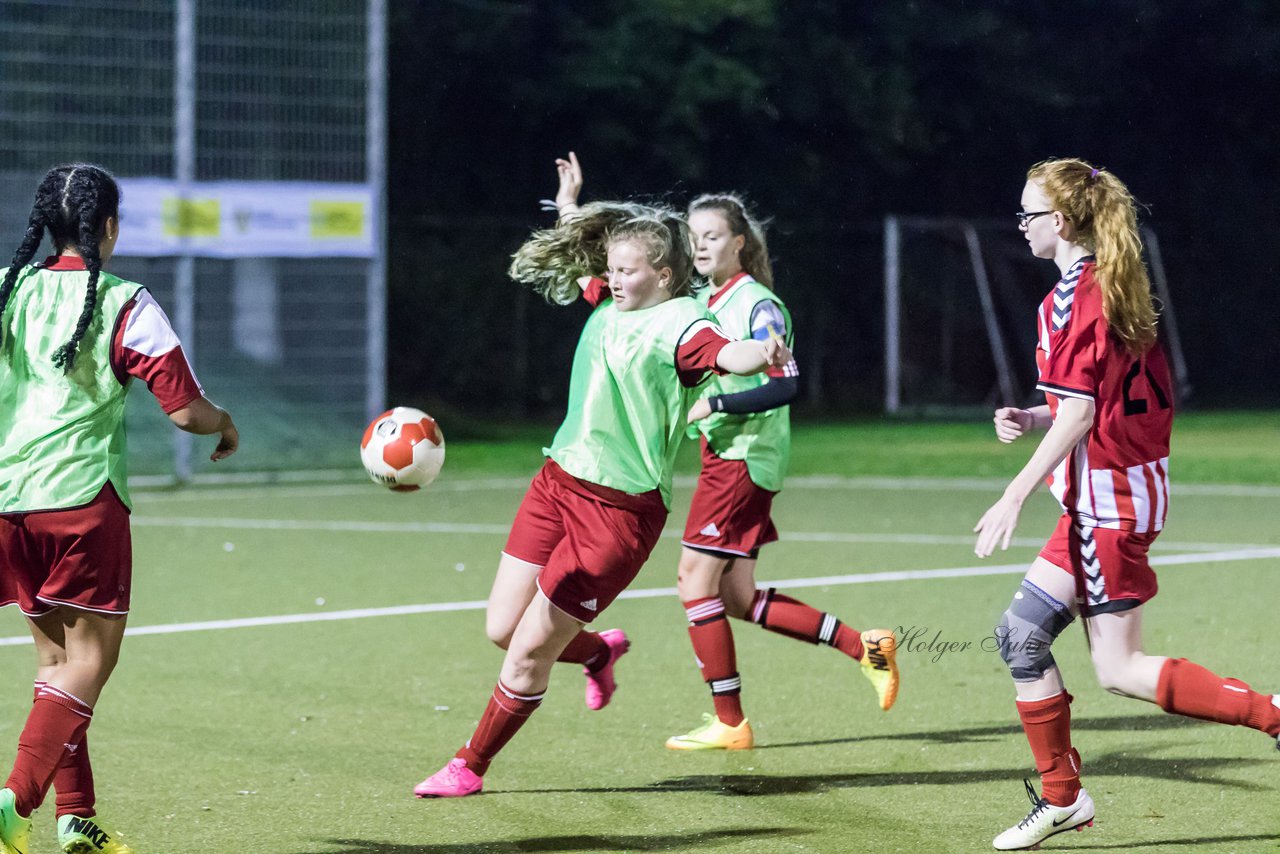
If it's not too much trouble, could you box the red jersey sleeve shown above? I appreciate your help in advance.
[111,290,205,414]
[1038,274,1103,401]
[675,320,733,387]
[581,277,609,308]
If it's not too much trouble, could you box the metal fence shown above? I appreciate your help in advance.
[0,0,384,478]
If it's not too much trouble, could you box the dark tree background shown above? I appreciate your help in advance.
[387,0,1280,418]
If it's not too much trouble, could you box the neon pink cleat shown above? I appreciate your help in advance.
[584,628,630,710]
[413,758,483,798]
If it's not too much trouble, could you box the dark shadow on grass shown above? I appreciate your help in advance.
[754,712,1208,750]
[296,826,808,853]
[513,750,1272,797]
[1067,833,1280,850]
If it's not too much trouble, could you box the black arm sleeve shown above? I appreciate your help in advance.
[709,375,798,415]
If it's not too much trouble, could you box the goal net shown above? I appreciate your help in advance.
[882,216,1189,416]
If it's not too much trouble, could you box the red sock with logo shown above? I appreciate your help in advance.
[683,597,744,726]
[1156,658,1280,736]
[557,631,609,671]
[747,588,864,660]
[1016,691,1081,807]
[5,686,93,817]
[33,682,96,818]
[455,681,543,776]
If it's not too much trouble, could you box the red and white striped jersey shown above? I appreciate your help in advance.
[1035,257,1173,532]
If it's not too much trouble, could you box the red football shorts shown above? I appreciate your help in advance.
[1039,513,1159,615]
[504,460,667,623]
[0,483,132,617]
[680,438,779,558]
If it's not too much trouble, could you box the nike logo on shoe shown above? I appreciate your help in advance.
[63,815,110,845]
[1051,806,1083,827]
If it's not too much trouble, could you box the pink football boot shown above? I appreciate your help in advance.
[413,758,483,798]
[584,628,630,710]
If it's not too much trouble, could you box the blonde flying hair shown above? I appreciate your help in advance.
[509,201,695,305]
[1027,158,1158,353]
[687,192,774,290]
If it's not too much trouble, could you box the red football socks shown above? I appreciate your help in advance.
[1157,658,1280,736]
[1016,691,1081,807]
[558,631,609,671]
[455,681,544,776]
[748,588,864,660]
[32,682,96,818]
[683,597,744,726]
[5,685,93,817]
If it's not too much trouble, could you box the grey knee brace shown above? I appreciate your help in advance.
[995,580,1074,682]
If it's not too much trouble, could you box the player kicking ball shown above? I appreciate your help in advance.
[412,156,793,798]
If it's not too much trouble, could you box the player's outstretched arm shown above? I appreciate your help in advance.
[715,336,793,376]
[974,396,1094,556]
[168,396,239,461]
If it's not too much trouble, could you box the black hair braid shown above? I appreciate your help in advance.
[19,163,120,372]
[51,214,103,371]
[0,211,47,339]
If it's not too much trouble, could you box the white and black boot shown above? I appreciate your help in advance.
[993,779,1095,851]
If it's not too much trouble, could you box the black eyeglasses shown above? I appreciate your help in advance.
[1015,210,1054,230]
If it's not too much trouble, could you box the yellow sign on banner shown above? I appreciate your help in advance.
[162,198,221,238]
[310,200,366,239]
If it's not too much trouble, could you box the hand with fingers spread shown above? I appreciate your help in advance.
[554,151,583,215]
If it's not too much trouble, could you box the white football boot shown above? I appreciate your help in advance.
[993,779,1094,851]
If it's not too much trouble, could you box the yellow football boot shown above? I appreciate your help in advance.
[665,713,754,750]
[859,628,900,711]
[57,814,135,854]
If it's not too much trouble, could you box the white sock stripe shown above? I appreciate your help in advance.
[38,684,93,713]
[818,613,838,644]
[496,683,545,703]
[750,591,768,623]
[685,598,726,621]
[710,676,742,694]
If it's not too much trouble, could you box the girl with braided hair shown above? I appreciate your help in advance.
[976,158,1280,850]
[413,153,792,798]
[0,164,238,854]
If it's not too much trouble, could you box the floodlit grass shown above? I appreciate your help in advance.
[0,415,1277,852]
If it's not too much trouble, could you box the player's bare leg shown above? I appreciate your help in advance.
[486,553,616,707]
[416,592,585,798]
[1091,604,1280,746]
[484,553,543,649]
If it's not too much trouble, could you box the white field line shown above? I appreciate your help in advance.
[125,514,1273,554]
[2,546,1277,648]
[128,474,1280,503]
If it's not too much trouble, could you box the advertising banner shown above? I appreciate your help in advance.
[115,179,375,258]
